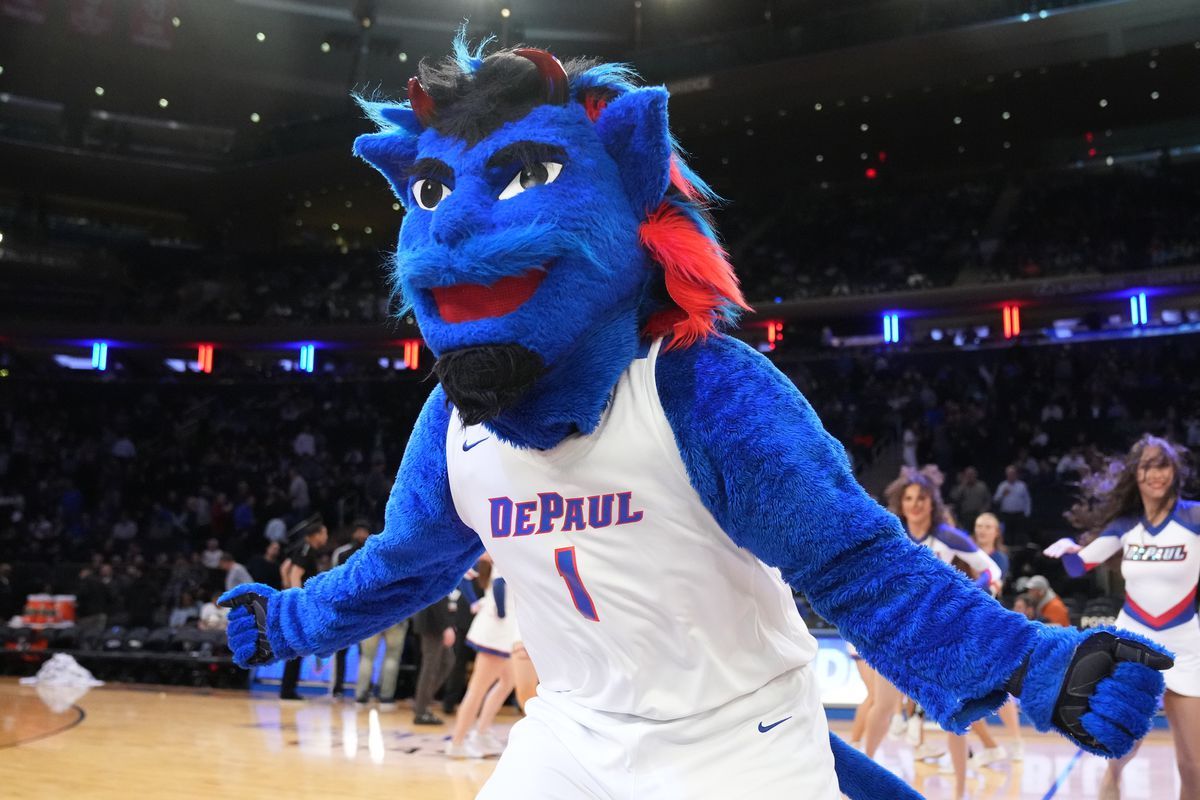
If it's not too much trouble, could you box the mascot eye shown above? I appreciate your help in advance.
[413,179,452,211]
[498,162,563,200]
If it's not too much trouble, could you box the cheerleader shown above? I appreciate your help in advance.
[865,467,1001,800]
[446,556,520,759]
[1045,435,1200,800]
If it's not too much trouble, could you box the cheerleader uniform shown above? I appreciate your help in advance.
[1063,498,1200,696]
[911,523,1002,591]
[466,575,520,658]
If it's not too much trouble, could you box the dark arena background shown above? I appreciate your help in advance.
[3,2,1200,798]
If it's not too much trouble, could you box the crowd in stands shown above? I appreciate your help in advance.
[987,165,1200,283]
[6,164,1200,329]
[3,333,1197,650]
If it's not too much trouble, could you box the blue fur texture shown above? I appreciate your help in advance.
[655,334,1038,730]
[223,386,483,665]
[354,90,673,450]
[1017,624,1169,757]
[828,733,921,800]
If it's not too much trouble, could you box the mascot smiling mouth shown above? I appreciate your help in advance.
[431,266,547,323]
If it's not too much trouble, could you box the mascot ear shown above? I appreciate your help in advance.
[352,102,422,208]
[592,87,672,217]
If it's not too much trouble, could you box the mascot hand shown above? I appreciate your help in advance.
[219,583,281,668]
[1009,629,1172,757]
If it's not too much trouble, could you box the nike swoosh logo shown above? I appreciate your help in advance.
[757,716,792,733]
[462,438,489,452]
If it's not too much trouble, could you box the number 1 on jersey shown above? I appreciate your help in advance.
[554,546,599,622]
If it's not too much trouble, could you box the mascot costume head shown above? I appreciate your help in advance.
[354,34,748,450]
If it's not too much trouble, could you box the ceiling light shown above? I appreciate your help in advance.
[320,41,331,53]
[398,52,408,62]
[158,98,169,108]
[860,152,868,160]
[1106,156,1114,166]
[1002,111,1011,120]
[859,123,869,132]
[1099,98,1108,108]
[861,95,870,103]
[813,102,823,111]
[256,32,266,42]
[331,223,340,231]
[1151,91,1160,100]
[957,145,966,153]
[953,116,962,125]
[171,16,181,27]
[250,112,261,123]
[0,66,5,76]
[1149,60,1157,69]
[1003,141,1011,149]
[815,155,824,162]
[344,200,353,208]
[295,219,303,226]
[94,86,104,96]
[392,202,401,211]
[1038,9,1048,18]
[364,226,373,234]
[501,8,511,17]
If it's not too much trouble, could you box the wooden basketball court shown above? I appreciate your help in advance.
[0,679,1180,799]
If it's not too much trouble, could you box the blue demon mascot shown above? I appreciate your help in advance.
[224,36,1171,798]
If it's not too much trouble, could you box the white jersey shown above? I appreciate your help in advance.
[912,524,1001,589]
[1072,501,1200,631]
[1069,499,1200,695]
[446,338,817,720]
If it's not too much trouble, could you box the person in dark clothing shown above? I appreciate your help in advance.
[411,591,459,725]
[246,540,283,591]
[76,563,117,636]
[328,520,370,699]
[278,516,328,700]
[0,564,16,620]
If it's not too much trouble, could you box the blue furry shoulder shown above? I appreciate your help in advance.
[655,334,1039,729]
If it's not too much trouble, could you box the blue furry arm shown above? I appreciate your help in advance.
[267,387,484,659]
[656,335,1039,730]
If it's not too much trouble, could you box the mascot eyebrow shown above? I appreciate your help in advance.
[485,141,568,170]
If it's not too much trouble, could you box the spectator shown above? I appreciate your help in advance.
[288,468,310,517]
[199,590,229,631]
[246,540,283,590]
[76,563,117,635]
[168,590,201,628]
[949,466,990,535]
[1012,593,1036,621]
[111,513,138,545]
[0,563,15,619]
[330,520,371,699]
[1015,576,1069,626]
[293,426,316,457]
[1056,447,1089,480]
[219,552,252,592]
[993,465,1032,549]
[278,516,328,700]
[263,516,287,544]
[200,538,223,570]
[411,592,458,725]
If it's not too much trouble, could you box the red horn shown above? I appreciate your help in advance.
[514,48,568,105]
[406,76,435,126]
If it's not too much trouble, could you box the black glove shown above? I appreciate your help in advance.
[219,585,278,667]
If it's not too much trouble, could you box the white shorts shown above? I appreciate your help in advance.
[466,604,520,657]
[1115,612,1200,697]
[477,665,839,800]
